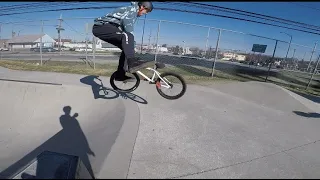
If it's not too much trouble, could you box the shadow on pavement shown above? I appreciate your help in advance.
[289,90,320,104]
[293,111,320,118]
[0,106,96,179]
[80,75,148,104]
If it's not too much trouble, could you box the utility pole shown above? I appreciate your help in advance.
[40,21,44,66]
[0,24,2,60]
[292,48,296,70]
[147,29,151,51]
[280,32,292,63]
[265,40,278,82]
[12,30,15,38]
[56,14,64,55]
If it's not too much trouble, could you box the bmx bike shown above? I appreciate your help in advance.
[110,62,187,100]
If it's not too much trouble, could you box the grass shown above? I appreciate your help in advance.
[0,59,319,97]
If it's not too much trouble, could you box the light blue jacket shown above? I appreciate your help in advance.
[94,2,139,35]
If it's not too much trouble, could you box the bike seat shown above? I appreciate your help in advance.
[155,62,165,69]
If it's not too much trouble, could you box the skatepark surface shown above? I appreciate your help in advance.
[0,67,319,179]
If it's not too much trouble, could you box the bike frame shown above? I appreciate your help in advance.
[136,67,172,89]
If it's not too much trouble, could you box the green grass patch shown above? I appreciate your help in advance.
[0,59,318,97]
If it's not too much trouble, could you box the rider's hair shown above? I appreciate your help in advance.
[138,1,153,12]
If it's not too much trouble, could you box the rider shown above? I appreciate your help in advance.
[92,2,154,81]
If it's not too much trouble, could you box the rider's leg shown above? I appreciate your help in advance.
[120,31,152,73]
[92,24,151,73]
[114,51,134,81]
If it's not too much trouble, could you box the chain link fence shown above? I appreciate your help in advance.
[0,16,319,94]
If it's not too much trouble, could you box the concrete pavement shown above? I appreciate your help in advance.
[0,68,140,179]
[0,67,319,179]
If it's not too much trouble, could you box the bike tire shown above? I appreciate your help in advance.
[155,72,187,100]
[110,72,140,93]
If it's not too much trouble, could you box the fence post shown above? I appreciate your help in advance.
[265,40,278,82]
[306,54,320,90]
[307,42,317,72]
[204,27,211,58]
[154,20,161,63]
[0,24,2,60]
[85,23,88,68]
[93,36,96,70]
[40,20,43,66]
[211,28,221,77]
[140,14,147,54]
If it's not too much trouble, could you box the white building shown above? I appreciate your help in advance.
[222,52,246,61]
[63,39,122,52]
[7,34,56,49]
[183,47,192,55]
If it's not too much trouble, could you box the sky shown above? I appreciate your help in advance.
[1,2,320,60]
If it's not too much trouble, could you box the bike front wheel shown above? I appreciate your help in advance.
[110,72,140,93]
[155,72,187,100]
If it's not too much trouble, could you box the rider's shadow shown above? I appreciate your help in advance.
[80,75,119,100]
[80,75,148,104]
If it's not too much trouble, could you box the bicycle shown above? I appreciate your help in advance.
[110,62,187,100]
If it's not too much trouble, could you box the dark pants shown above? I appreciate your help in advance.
[92,23,135,75]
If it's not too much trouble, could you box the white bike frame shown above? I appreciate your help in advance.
[136,67,172,89]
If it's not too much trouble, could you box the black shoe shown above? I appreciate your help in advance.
[128,60,153,73]
[115,75,135,82]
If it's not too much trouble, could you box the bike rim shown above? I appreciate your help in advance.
[157,75,184,97]
[113,73,138,91]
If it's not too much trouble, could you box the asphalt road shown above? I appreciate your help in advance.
[0,67,319,179]
[0,52,280,75]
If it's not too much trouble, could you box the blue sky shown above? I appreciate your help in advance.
[1,2,320,60]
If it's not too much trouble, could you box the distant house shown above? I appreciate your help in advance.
[222,52,246,61]
[7,34,56,49]
[96,40,121,52]
[0,39,9,48]
[54,38,72,46]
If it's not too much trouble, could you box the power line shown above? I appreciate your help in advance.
[183,2,320,30]
[1,4,320,37]
[0,6,120,16]
[0,2,45,10]
[289,2,320,12]
[165,2,320,32]
[63,20,85,35]
[156,7,320,36]
[0,2,102,14]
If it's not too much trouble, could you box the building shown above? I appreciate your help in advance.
[99,41,121,52]
[0,39,9,49]
[7,34,56,49]
[54,39,72,46]
[182,47,192,55]
[222,52,246,61]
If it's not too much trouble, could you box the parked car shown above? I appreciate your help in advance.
[75,47,93,52]
[0,47,9,51]
[53,45,70,51]
[30,47,57,52]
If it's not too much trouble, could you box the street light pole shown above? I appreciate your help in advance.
[182,41,186,55]
[280,32,292,63]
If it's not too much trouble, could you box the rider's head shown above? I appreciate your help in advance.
[137,1,153,17]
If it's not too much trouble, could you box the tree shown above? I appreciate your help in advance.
[162,44,167,47]
[173,45,180,55]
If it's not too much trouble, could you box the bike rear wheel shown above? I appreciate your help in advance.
[155,72,187,100]
[110,72,140,93]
